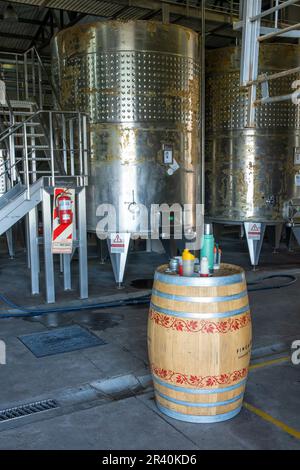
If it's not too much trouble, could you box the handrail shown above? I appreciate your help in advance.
[0,109,88,143]
[0,46,56,109]
[25,46,62,109]
[0,157,23,178]
[250,0,299,22]
[0,51,89,194]
[0,109,41,142]
[0,110,89,193]
[0,50,48,60]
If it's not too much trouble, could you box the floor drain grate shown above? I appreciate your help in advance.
[0,399,59,422]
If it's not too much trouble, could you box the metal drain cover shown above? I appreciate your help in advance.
[19,325,106,357]
[0,399,58,422]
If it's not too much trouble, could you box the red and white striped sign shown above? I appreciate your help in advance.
[52,188,75,254]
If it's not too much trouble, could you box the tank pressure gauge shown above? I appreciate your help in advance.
[163,144,173,164]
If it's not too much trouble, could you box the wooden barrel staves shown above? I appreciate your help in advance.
[148,263,252,423]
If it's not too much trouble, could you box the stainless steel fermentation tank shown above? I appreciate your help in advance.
[52,21,201,284]
[206,45,300,266]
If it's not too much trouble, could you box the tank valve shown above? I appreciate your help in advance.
[265,195,276,206]
[128,202,140,221]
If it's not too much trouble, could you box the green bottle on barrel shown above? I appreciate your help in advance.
[201,223,214,272]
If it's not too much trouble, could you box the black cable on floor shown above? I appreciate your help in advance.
[247,274,297,292]
[0,294,151,319]
[0,274,297,319]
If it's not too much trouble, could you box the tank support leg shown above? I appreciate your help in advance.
[244,222,266,269]
[59,254,63,273]
[63,254,72,291]
[25,213,31,269]
[96,237,107,264]
[291,225,300,247]
[266,223,283,253]
[240,224,245,239]
[160,238,178,258]
[212,223,224,244]
[28,207,40,296]
[6,228,14,258]
[42,189,55,303]
[274,223,283,253]
[150,239,165,254]
[107,233,131,287]
[78,187,88,299]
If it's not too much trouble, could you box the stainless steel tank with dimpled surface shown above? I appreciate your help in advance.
[205,44,300,224]
[51,20,201,283]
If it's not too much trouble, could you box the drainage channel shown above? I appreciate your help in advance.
[0,348,292,431]
[0,374,152,431]
[0,399,59,422]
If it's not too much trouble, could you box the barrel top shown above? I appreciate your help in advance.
[154,263,245,287]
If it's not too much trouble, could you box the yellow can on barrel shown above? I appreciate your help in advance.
[147,263,252,423]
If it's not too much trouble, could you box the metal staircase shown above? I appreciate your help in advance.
[0,47,53,109]
[0,46,89,303]
[0,180,43,236]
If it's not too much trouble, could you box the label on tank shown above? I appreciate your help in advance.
[163,145,173,165]
[110,233,125,253]
[246,223,261,240]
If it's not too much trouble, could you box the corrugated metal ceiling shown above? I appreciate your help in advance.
[118,7,152,21]
[0,0,239,52]
[10,0,131,16]
[48,0,123,17]
[0,0,41,20]
[0,0,154,52]
[0,1,43,51]
[0,36,31,51]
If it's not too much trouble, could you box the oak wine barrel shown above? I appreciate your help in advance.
[147,263,252,423]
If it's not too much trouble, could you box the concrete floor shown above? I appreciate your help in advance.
[0,233,300,449]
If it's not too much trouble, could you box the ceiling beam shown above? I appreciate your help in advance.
[66,12,87,27]
[171,15,186,24]
[140,9,161,20]
[0,15,43,25]
[36,11,88,51]
[206,22,234,37]
[29,9,52,48]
